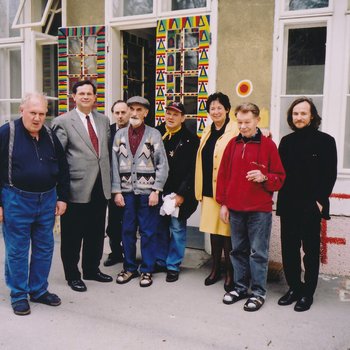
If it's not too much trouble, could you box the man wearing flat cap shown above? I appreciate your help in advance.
[155,102,199,282]
[112,96,169,287]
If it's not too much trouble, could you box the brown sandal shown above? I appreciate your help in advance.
[116,270,139,284]
[139,273,153,287]
[243,296,265,311]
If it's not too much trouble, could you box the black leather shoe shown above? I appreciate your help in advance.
[204,273,221,286]
[166,270,179,283]
[83,271,113,283]
[12,299,31,316]
[278,289,300,306]
[154,264,167,273]
[294,296,313,312]
[30,291,61,306]
[68,279,87,292]
[103,255,123,267]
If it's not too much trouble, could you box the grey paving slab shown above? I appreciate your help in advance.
[0,234,349,350]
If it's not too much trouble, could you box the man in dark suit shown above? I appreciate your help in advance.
[52,80,112,292]
[277,97,337,311]
[104,100,130,267]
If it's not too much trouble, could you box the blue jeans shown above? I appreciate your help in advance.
[122,193,159,273]
[229,210,272,298]
[1,185,56,303]
[156,215,187,272]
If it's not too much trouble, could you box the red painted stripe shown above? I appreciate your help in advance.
[325,237,346,245]
[330,193,350,199]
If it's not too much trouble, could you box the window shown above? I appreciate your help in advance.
[12,0,61,30]
[286,27,326,94]
[344,100,350,169]
[41,42,58,120]
[58,26,106,114]
[279,24,326,136]
[0,0,21,38]
[272,1,350,173]
[287,0,329,11]
[112,0,154,18]
[0,0,63,125]
[343,14,350,169]
[162,0,207,12]
[0,46,22,124]
[155,16,210,135]
[108,0,210,21]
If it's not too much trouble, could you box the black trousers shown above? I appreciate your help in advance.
[60,175,107,281]
[105,195,124,260]
[280,214,321,297]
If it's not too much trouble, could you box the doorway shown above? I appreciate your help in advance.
[122,29,156,126]
[121,27,204,250]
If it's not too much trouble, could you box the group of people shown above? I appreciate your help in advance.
[0,80,337,316]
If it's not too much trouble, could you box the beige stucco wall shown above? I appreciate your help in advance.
[217,0,274,127]
[66,0,104,26]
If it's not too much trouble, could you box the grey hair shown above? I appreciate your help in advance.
[20,92,48,109]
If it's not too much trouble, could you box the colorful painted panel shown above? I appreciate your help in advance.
[58,26,106,114]
[156,16,210,136]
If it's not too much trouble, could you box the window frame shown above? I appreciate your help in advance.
[12,0,55,29]
[271,16,331,141]
[104,0,217,121]
[0,42,23,125]
[271,0,350,176]
[34,31,59,119]
[107,0,157,24]
[339,12,350,173]
[159,0,210,18]
[0,0,66,126]
[278,0,333,18]
[106,0,211,24]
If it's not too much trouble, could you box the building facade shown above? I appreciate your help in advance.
[0,0,349,275]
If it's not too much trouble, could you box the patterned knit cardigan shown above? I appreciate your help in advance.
[111,125,169,195]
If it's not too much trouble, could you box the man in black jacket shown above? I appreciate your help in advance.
[104,100,130,267]
[276,97,337,312]
[155,102,199,282]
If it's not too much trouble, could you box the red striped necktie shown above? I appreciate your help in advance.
[86,115,99,155]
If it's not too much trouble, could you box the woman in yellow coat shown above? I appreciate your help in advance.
[195,92,239,292]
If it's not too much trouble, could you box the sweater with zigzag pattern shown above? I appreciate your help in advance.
[111,124,169,194]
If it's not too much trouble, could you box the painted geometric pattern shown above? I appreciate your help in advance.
[155,16,210,136]
[58,26,106,114]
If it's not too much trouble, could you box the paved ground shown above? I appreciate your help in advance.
[0,233,349,350]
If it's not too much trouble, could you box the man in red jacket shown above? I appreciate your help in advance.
[217,102,285,312]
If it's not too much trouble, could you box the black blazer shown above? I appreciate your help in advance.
[157,122,200,220]
[276,126,337,220]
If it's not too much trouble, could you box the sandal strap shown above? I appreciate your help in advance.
[141,273,152,280]
[117,271,128,278]
[245,296,265,309]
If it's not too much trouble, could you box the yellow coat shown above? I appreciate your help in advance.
[195,119,239,201]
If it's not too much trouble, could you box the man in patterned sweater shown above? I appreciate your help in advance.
[112,96,169,287]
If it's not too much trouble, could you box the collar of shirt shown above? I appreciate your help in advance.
[20,117,46,140]
[76,108,98,135]
[128,123,145,156]
[236,128,262,143]
[129,122,145,136]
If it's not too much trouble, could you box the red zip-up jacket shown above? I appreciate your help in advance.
[216,129,285,212]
